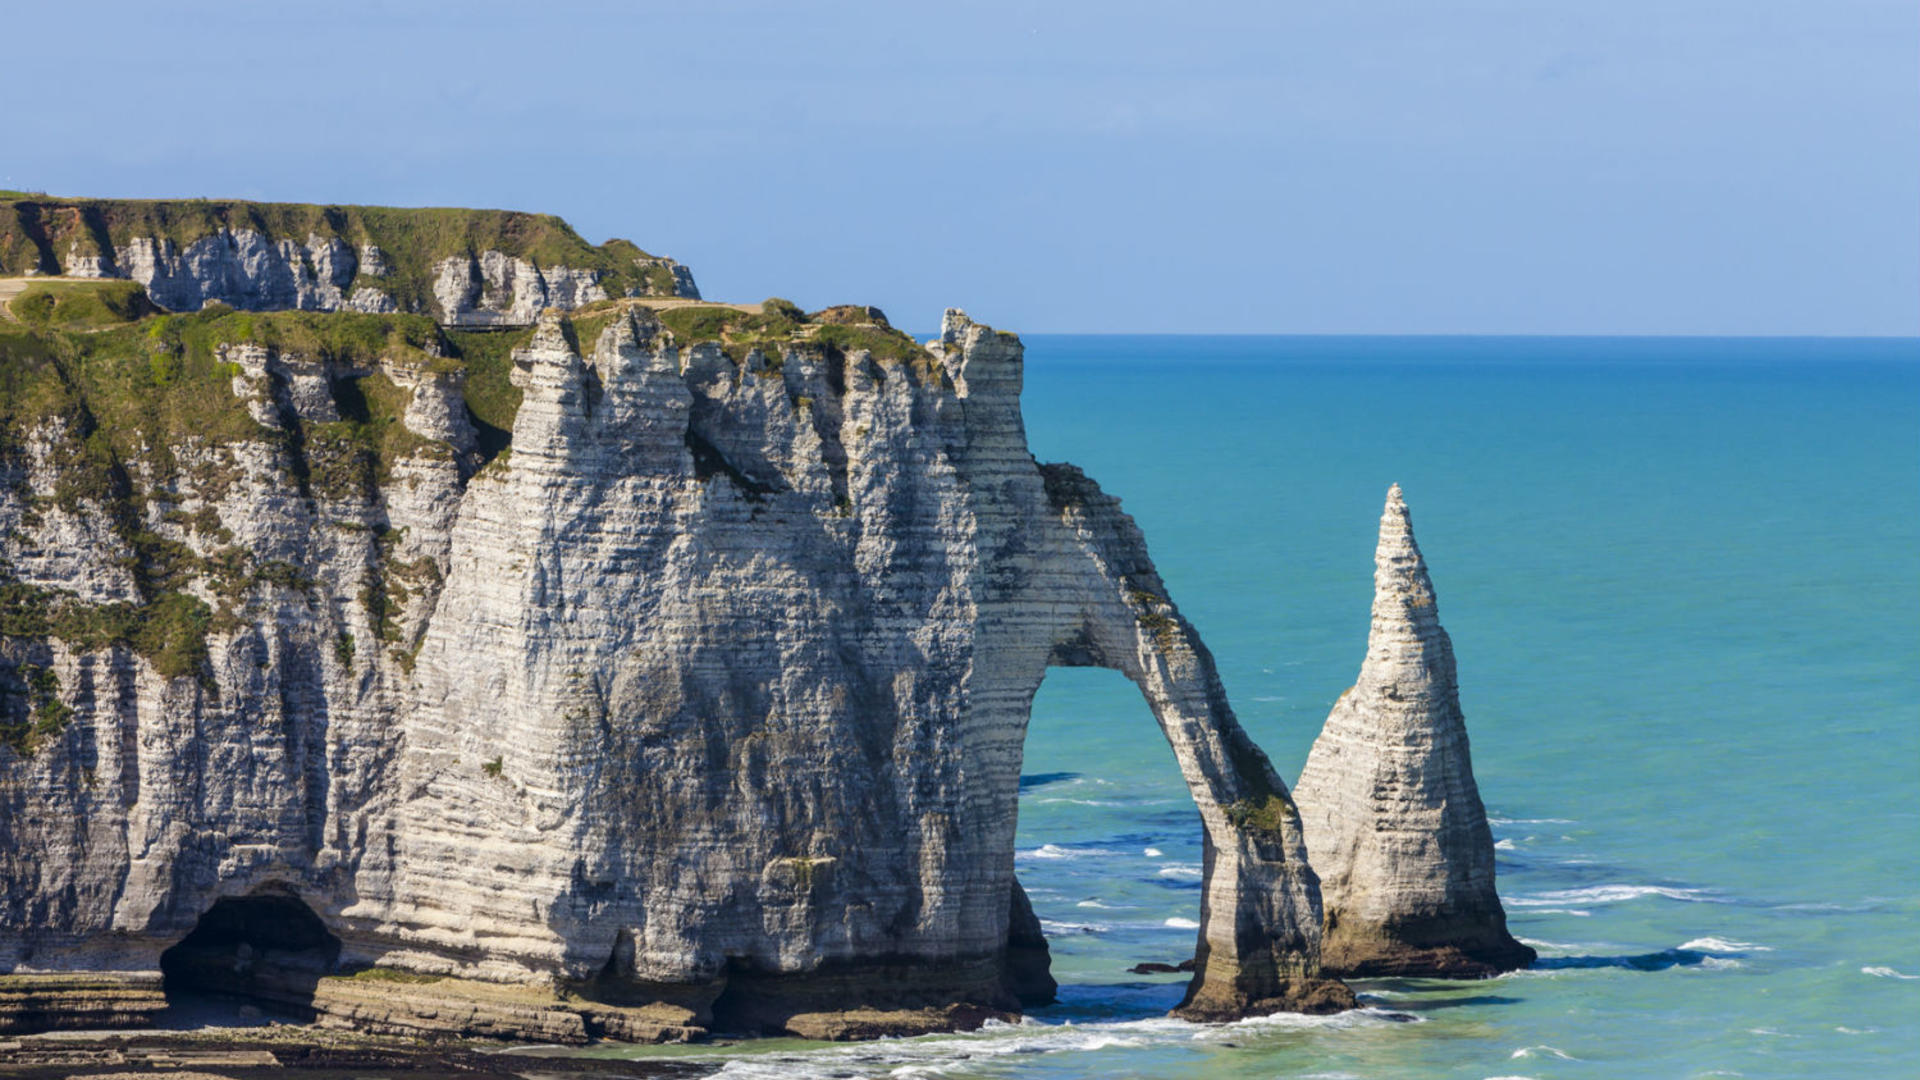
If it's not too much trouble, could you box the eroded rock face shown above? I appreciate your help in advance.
[428,251,609,326]
[0,307,1344,1039]
[102,231,696,324]
[117,231,361,313]
[1291,486,1535,978]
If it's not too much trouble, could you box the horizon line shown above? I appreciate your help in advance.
[936,330,1920,342]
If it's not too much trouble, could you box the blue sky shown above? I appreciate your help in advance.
[9,1,1916,334]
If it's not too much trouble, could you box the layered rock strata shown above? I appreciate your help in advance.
[0,295,1347,1040]
[1291,486,1535,978]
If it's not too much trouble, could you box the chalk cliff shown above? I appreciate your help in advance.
[0,196,698,325]
[1291,486,1534,977]
[0,254,1348,1042]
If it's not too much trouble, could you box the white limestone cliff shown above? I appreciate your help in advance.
[0,305,1347,1041]
[106,232,696,325]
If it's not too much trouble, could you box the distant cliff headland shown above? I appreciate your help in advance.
[0,194,1524,1044]
[0,193,699,324]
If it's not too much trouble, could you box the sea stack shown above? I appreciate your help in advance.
[1291,485,1535,978]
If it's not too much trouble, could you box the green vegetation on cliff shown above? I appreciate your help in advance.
[9,280,156,331]
[0,291,944,490]
[581,297,936,371]
[0,289,956,728]
[0,295,452,717]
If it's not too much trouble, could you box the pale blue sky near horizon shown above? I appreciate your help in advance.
[7,0,1916,335]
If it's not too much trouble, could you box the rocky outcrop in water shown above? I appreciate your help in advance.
[1290,486,1535,978]
[0,269,1347,1041]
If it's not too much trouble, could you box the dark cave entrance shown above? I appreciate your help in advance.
[159,890,341,1017]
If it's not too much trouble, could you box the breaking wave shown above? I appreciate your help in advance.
[1018,844,1129,861]
[1680,937,1771,953]
[1530,936,1763,973]
[682,1009,1423,1079]
[1039,919,1109,935]
[1862,966,1920,980]
[1507,884,1725,907]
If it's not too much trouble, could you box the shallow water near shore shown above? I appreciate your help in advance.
[587,335,1920,1078]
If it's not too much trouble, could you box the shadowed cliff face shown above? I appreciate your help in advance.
[1290,486,1534,978]
[0,304,1344,1040]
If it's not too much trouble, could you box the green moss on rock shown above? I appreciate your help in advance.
[1224,794,1295,839]
[0,582,211,684]
[342,966,445,984]
[441,327,528,462]
[0,661,74,757]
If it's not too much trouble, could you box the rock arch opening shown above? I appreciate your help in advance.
[1017,667,1204,1000]
[159,890,340,1018]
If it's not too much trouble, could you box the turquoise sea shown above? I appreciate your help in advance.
[599,336,1920,1079]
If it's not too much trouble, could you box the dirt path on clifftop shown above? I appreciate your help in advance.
[626,296,763,314]
[0,276,96,321]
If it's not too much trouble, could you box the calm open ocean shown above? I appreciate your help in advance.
[596,335,1920,1078]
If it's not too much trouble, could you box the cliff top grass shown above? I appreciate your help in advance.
[5,280,156,331]
[0,195,687,313]
[0,295,943,471]
[569,297,936,370]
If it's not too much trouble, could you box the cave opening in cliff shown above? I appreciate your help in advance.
[159,890,341,1018]
[1021,667,1204,989]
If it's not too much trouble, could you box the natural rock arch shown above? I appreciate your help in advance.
[977,462,1353,1018]
[371,308,1354,1032]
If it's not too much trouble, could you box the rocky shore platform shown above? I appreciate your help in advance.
[0,1025,712,1080]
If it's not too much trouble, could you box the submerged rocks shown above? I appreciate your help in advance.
[1291,485,1535,978]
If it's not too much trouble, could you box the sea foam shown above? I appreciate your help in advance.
[1507,884,1723,907]
[1018,844,1128,861]
[689,1006,1415,1079]
[1680,937,1771,953]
